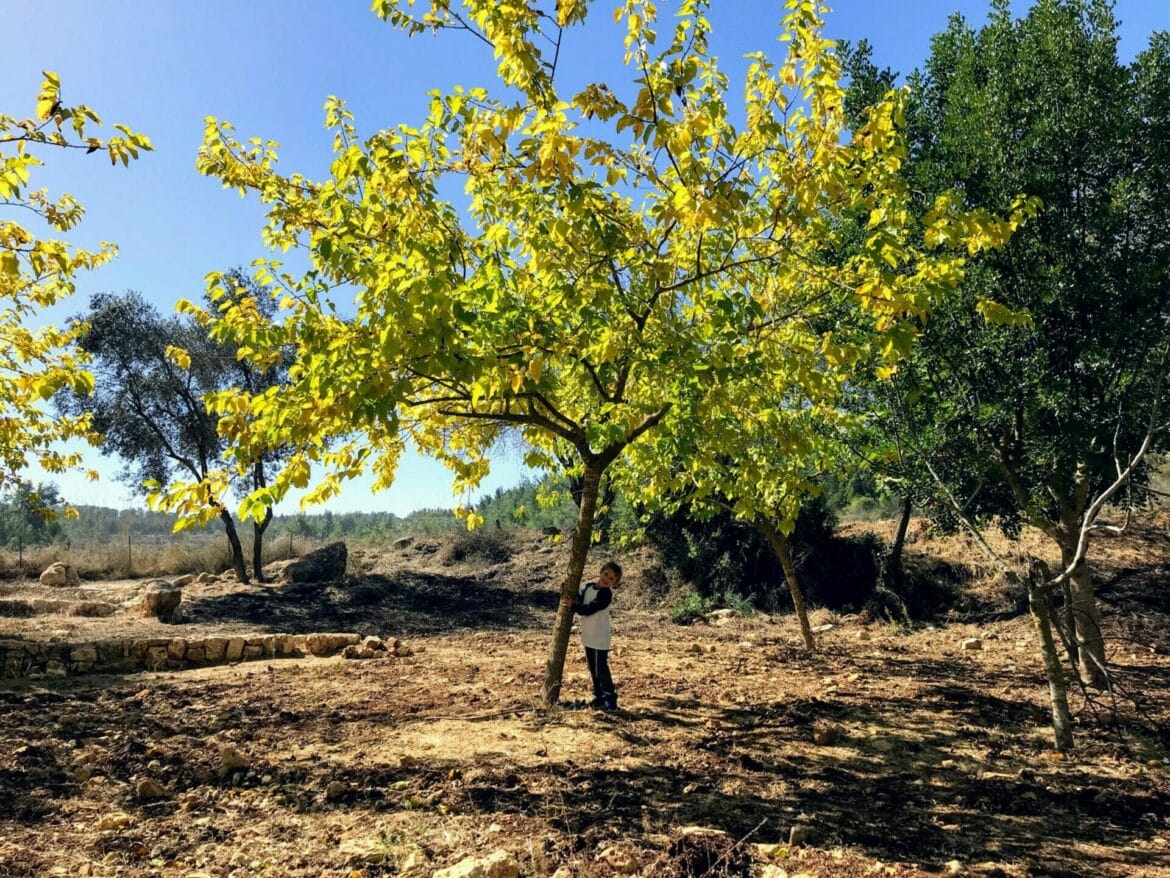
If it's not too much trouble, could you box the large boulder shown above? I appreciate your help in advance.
[278,541,347,583]
[139,581,182,622]
[39,562,80,588]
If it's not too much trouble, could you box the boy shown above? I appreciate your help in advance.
[574,561,621,710]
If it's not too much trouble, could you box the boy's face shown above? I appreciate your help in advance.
[598,567,620,588]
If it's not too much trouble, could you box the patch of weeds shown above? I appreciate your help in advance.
[670,592,713,625]
[719,591,756,616]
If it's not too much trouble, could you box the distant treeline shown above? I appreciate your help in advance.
[0,469,921,551]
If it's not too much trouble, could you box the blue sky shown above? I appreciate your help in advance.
[5,0,1166,514]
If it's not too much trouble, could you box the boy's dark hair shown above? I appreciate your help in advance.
[601,561,623,579]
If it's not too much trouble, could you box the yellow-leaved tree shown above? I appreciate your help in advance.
[0,72,152,491]
[164,0,1024,704]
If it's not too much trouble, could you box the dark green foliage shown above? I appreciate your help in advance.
[669,592,713,625]
[475,478,578,533]
[644,494,880,611]
[0,482,65,549]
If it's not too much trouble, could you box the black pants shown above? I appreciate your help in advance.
[585,647,616,706]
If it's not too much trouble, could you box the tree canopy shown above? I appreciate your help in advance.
[0,72,150,493]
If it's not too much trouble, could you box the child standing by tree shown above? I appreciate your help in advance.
[574,560,621,710]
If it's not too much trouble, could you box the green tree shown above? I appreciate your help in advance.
[57,291,254,581]
[846,1,1170,745]
[162,0,1021,705]
[0,480,65,551]
[1,72,151,491]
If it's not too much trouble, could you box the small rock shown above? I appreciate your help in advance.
[324,780,348,801]
[393,536,413,550]
[135,777,168,801]
[759,867,789,878]
[962,637,983,652]
[754,843,785,858]
[810,623,835,634]
[432,850,520,878]
[812,721,843,746]
[945,860,964,876]
[97,811,134,831]
[400,849,427,872]
[941,759,956,769]
[39,561,81,588]
[856,630,872,641]
[218,745,248,776]
[788,824,813,846]
[687,642,704,655]
[139,581,182,622]
[598,845,639,874]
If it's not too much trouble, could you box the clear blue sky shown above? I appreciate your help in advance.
[5,0,1166,514]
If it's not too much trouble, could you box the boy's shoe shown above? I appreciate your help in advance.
[601,697,619,712]
[589,697,606,710]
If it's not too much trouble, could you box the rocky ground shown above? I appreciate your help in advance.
[1,525,1168,877]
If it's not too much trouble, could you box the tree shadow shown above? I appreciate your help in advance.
[179,570,558,636]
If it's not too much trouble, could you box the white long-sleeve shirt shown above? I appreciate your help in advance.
[575,582,613,650]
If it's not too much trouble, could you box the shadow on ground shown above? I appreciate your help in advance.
[180,570,558,636]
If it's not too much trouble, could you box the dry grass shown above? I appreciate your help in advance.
[0,534,315,582]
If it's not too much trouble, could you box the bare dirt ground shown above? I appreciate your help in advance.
[1,524,1169,878]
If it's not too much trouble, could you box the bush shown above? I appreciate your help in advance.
[670,592,713,625]
[644,493,843,610]
[439,528,513,565]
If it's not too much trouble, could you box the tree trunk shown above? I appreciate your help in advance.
[219,509,250,584]
[252,506,273,583]
[883,493,913,589]
[1058,539,1107,689]
[756,518,816,652]
[1028,578,1074,752]
[542,460,604,706]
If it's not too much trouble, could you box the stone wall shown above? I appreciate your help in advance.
[0,632,362,680]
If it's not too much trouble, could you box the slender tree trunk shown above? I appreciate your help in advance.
[756,518,815,652]
[1057,538,1107,689]
[1028,578,1074,752]
[883,493,913,589]
[219,509,250,584]
[542,460,604,706]
[252,506,273,583]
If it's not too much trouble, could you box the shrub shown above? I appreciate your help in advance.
[670,592,713,625]
[439,528,513,565]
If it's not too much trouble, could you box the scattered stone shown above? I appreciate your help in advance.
[941,759,956,769]
[687,642,704,655]
[962,638,983,652]
[97,811,134,831]
[135,777,168,801]
[172,573,196,588]
[812,721,843,746]
[810,623,835,634]
[400,849,427,872]
[598,845,640,874]
[759,867,789,878]
[39,562,80,588]
[754,843,786,859]
[218,745,248,776]
[361,635,387,651]
[433,850,519,878]
[337,836,385,865]
[324,780,348,801]
[393,536,414,550]
[139,582,182,622]
[946,861,964,876]
[788,824,813,846]
[856,630,872,641]
[278,541,347,583]
[195,572,217,585]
